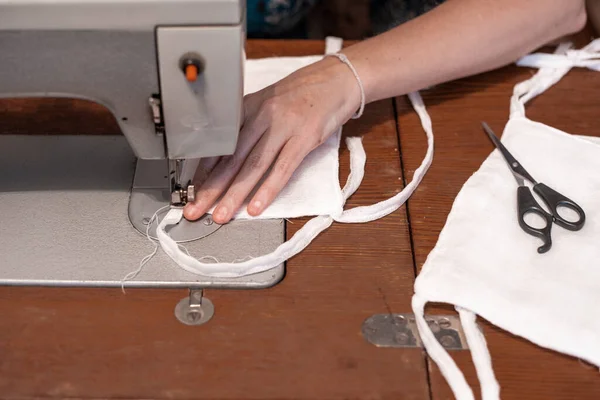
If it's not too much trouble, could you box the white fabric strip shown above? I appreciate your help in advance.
[333,91,434,223]
[156,136,365,278]
[457,308,500,400]
[155,37,435,278]
[325,36,343,55]
[409,302,500,400]
[156,90,433,277]
[412,295,475,400]
[511,38,600,118]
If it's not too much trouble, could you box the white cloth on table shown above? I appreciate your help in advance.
[411,39,600,400]
[155,36,435,277]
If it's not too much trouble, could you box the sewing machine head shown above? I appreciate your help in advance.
[0,0,245,207]
[0,0,288,298]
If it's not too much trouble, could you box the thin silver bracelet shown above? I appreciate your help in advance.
[326,52,365,119]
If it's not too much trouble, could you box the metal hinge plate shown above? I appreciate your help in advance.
[361,314,471,350]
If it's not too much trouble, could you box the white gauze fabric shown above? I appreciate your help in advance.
[181,40,345,220]
[411,39,600,400]
[155,37,435,278]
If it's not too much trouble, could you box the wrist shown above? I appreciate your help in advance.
[325,52,366,119]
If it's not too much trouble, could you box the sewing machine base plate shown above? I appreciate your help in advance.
[0,135,285,289]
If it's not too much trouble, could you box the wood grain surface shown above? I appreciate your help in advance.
[2,34,599,400]
[0,41,429,399]
[396,34,600,399]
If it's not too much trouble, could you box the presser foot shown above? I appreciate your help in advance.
[128,159,222,242]
[129,188,221,242]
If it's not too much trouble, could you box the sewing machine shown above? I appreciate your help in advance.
[0,0,285,323]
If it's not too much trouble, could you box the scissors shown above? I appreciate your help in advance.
[481,122,585,254]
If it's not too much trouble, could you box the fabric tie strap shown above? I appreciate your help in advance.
[517,39,600,70]
[153,36,435,278]
[511,38,600,118]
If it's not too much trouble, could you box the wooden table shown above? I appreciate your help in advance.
[1,39,599,400]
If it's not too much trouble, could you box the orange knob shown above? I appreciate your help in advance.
[185,64,198,82]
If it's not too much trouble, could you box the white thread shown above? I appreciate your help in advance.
[178,244,192,257]
[198,255,220,263]
[326,53,366,119]
[233,255,256,263]
[121,204,170,292]
[178,243,248,262]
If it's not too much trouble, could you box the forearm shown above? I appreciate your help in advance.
[343,0,587,104]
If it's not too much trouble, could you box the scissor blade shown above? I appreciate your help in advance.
[481,121,532,185]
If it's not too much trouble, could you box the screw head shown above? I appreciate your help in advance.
[186,310,203,323]
[440,335,456,348]
[203,217,213,226]
[394,332,409,344]
[438,318,451,329]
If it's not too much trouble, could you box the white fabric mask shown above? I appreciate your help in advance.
[411,39,600,400]
[154,37,435,277]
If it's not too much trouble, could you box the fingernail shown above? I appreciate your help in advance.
[183,204,199,220]
[249,200,263,215]
[215,206,228,221]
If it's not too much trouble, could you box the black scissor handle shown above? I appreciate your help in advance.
[517,186,553,254]
[533,183,586,231]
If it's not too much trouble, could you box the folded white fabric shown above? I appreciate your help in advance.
[225,51,348,219]
[412,39,600,400]
[176,49,343,220]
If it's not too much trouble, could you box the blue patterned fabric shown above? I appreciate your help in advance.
[246,0,446,37]
[371,0,445,34]
[247,0,319,36]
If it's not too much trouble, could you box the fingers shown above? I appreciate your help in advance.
[182,115,267,221]
[183,85,332,223]
[247,135,315,217]
[211,129,286,224]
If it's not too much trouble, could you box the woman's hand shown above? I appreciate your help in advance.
[183,56,361,224]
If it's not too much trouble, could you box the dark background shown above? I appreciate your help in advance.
[246,0,446,39]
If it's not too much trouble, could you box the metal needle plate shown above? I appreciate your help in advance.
[129,189,222,242]
[128,158,222,242]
